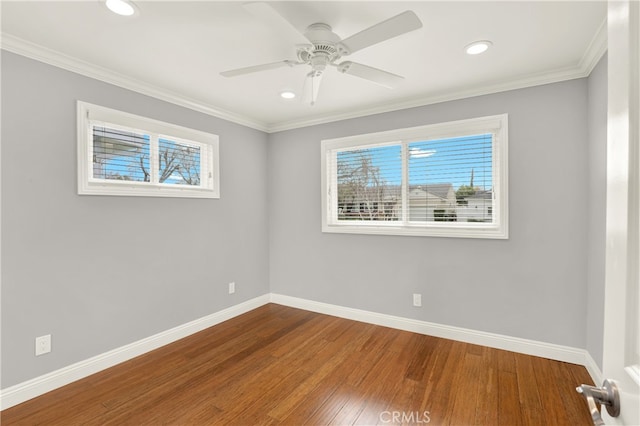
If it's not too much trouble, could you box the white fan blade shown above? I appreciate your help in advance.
[337,61,404,89]
[302,72,323,105]
[220,60,298,77]
[243,2,312,47]
[338,11,422,55]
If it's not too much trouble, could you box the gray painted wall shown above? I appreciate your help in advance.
[1,52,270,388]
[268,79,590,349]
[586,54,608,369]
[1,49,608,390]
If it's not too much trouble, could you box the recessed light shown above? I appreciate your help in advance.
[465,40,492,55]
[280,91,296,99]
[105,0,137,16]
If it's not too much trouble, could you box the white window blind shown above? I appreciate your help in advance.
[78,101,219,198]
[92,125,151,182]
[156,137,203,186]
[336,144,401,221]
[408,134,493,224]
[322,114,508,239]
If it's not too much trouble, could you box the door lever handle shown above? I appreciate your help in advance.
[576,379,620,426]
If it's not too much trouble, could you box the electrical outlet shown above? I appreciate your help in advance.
[228,282,235,294]
[35,334,51,356]
[413,293,422,307]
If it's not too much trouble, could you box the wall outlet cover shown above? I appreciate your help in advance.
[35,334,51,356]
[413,293,422,307]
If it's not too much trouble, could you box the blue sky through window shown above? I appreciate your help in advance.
[337,134,492,190]
[93,125,202,185]
[159,138,201,186]
[93,126,150,182]
[409,134,492,190]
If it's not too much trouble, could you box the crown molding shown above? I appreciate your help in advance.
[0,33,270,133]
[267,18,608,132]
[579,17,608,76]
[2,22,608,134]
[266,65,588,132]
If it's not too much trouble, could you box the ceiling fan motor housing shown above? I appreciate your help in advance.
[298,23,343,72]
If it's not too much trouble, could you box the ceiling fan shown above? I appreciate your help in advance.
[220,2,423,105]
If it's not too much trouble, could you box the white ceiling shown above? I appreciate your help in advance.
[1,1,607,132]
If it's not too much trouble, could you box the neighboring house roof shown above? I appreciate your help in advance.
[409,183,454,200]
[338,183,458,203]
[466,189,493,200]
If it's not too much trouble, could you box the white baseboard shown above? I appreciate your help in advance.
[0,294,271,410]
[270,293,601,382]
[584,351,605,386]
[1,292,603,410]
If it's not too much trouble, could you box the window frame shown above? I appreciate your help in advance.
[321,114,508,239]
[77,101,220,199]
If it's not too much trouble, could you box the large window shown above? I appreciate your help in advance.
[77,101,219,198]
[321,114,508,238]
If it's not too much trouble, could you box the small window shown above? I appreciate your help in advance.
[321,114,508,239]
[78,101,219,198]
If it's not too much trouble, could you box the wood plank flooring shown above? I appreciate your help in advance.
[1,304,595,425]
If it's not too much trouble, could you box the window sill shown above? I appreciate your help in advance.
[322,223,508,239]
[79,181,219,199]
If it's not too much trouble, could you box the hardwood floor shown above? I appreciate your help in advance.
[2,304,595,425]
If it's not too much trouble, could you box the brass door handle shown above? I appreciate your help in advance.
[576,379,620,426]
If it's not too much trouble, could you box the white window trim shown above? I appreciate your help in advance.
[321,114,508,239]
[77,101,220,199]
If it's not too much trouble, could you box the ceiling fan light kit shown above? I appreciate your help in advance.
[221,3,423,105]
